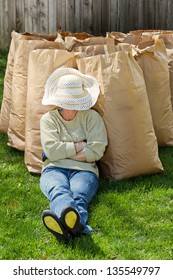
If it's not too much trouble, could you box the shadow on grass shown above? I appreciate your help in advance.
[98,169,173,195]
[67,234,106,260]
[97,146,173,194]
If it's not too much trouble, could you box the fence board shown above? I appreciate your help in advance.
[66,0,75,32]
[57,0,66,31]
[16,0,25,33]
[110,0,119,31]
[118,0,129,33]
[83,0,93,34]
[155,0,166,29]
[167,0,173,29]
[155,0,173,30]
[49,0,58,34]
[128,0,139,31]
[75,0,83,32]
[24,0,38,33]
[37,0,49,34]
[92,0,102,35]
[138,0,146,30]
[147,0,155,29]
[101,0,110,35]
[1,0,173,49]
[0,0,4,49]
[0,0,11,49]
[8,0,16,33]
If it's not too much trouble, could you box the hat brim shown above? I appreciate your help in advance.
[42,67,100,110]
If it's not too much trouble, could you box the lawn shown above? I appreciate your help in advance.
[0,50,173,260]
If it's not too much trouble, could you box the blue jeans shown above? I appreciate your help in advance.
[40,166,98,234]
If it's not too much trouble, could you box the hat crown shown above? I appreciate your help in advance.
[58,74,83,89]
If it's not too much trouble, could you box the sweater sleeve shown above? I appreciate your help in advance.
[40,114,76,161]
[84,110,108,162]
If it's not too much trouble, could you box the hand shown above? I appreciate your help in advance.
[74,141,86,153]
[71,150,86,162]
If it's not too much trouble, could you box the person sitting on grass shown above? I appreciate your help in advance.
[40,67,108,242]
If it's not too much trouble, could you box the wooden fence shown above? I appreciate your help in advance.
[1,0,173,49]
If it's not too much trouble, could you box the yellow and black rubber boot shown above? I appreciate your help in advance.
[61,206,84,236]
[42,210,71,242]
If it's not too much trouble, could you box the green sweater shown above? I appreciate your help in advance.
[40,109,108,176]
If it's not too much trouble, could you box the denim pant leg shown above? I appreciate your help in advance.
[40,167,77,218]
[69,170,98,234]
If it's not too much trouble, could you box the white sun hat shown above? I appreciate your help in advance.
[42,67,100,110]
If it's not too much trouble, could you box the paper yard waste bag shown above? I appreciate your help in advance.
[0,31,22,133]
[76,49,163,180]
[7,39,65,151]
[25,49,75,173]
[156,34,173,110]
[0,31,56,134]
[135,39,173,146]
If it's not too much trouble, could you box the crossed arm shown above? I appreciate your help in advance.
[40,112,108,163]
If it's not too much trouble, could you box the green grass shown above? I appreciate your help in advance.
[0,50,173,260]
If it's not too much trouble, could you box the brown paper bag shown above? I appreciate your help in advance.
[155,34,173,110]
[7,39,65,151]
[0,31,56,134]
[0,31,22,132]
[135,39,173,146]
[25,49,75,173]
[76,49,163,180]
